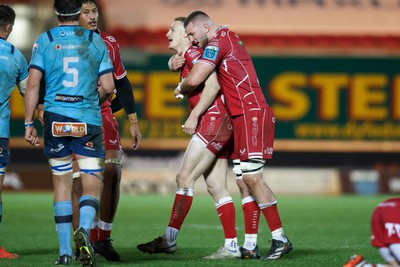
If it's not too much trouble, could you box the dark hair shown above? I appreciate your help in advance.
[82,0,97,5]
[183,11,209,28]
[54,0,82,22]
[0,5,15,31]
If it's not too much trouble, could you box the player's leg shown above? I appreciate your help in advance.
[50,155,74,265]
[0,139,7,229]
[232,158,261,259]
[74,155,103,267]
[42,112,74,264]
[0,139,11,227]
[93,112,123,261]
[0,139,17,259]
[0,173,3,224]
[137,137,216,254]
[72,123,105,267]
[202,158,240,259]
[233,108,292,260]
[94,149,122,261]
[71,157,83,261]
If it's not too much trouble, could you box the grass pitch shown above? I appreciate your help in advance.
[0,192,389,266]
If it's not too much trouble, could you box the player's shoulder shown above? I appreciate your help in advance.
[0,39,12,53]
[100,31,119,45]
[11,45,26,61]
[186,46,203,59]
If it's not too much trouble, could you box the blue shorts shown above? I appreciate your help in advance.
[43,111,105,159]
[0,138,10,166]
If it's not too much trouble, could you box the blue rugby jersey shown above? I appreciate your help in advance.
[0,37,28,138]
[29,25,114,126]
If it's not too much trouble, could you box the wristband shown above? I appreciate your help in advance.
[24,121,34,128]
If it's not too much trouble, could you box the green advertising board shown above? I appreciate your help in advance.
[8,54,400,142]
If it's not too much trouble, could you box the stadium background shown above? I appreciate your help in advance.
[3,0,400,195]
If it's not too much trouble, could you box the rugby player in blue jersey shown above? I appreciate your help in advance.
[0,4,29,260]
[24,0,115,265]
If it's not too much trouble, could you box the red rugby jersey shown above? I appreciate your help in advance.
[182,46,228,115]
[99,30,127,115]
[197,26,268,116]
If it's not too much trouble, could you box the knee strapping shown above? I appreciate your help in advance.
[104,158,122,165]
[72,172,81,179]
[232,159,242,179]
[241,159,265,175]
[77,157,104,176]
[49,157,73,175]
[0,164,6,175]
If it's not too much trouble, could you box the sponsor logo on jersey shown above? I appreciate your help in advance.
[265,147,273,155]
[84,142,96,151]
[203,45,219,61]
[385,222,400,237]
[57,44,87,50]
[59,31,76,37]
[0,55,8,60]
[55,94,83,102]
[109,139,118,145]
[105,35,116,42]
[210,141,223,152]
[86,142,93,148]
[52,122,87,137]
[188,49,201,58]
[50,143,65,153]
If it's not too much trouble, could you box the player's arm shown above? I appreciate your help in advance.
[110,94,123,113]
[16,76,28,96]
[37,77,46,125]
[183,71,220,134]
[24,68,42,146]
[114,75,142,150]
[98,72,114,104]
[175,61,214,97]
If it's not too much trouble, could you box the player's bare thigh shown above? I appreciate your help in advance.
[176,136,217,188]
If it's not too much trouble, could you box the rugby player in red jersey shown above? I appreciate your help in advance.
[175,11,292,260]
[344,198,400,267]
[73,0,142,262]
[137,16,240,259]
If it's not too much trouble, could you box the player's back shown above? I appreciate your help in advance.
[200,27,268,116]
[0,38,27,103]
[0,38,28,138]
[31,25,113,126]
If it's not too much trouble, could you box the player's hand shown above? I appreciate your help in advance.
[130,123,142,150]
[182,113,199,135]
[174,79,185,99]
[24,126,40,146]
[169,54,185,72]
[37,104,44,125]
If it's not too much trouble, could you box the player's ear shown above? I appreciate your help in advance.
[6,23,13,35]
[203,24,210,33]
